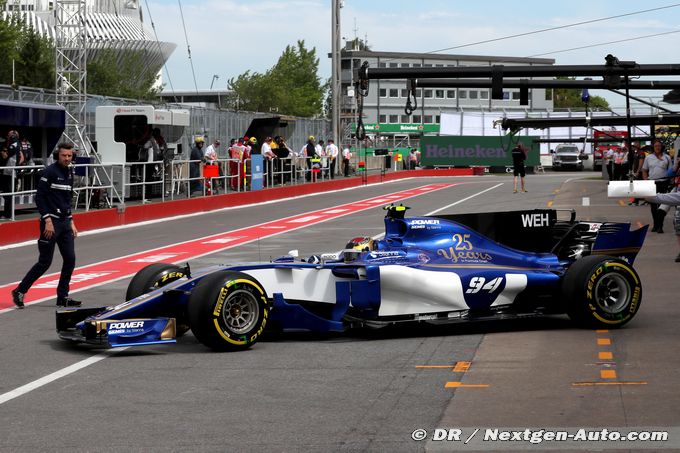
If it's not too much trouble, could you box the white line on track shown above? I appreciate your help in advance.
[0,348,128,406]
[0,181,503,404]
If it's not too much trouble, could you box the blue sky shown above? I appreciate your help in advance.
[147,0,680,107]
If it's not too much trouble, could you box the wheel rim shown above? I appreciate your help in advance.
[593,272,630,314]
[222,288,260,334]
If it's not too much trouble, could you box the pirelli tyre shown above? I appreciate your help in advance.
[126,263,190,335]
[188,271,269,351]
[563,255,642,328]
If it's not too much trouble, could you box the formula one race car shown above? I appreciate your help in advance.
[56,205,647,351]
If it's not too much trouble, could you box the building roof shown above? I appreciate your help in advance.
[339,49,555,65]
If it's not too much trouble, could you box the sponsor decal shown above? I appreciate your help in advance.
[411,219,440,225]
[424,144,506,159]
[521,213,550,228]
[418,253,430,264]
[108,320,146,335]
[436,233,492,264]
[586,266,604,299]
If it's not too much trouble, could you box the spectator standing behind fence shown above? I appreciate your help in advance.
[262,137,275,186]
[11,143,82,309]
[305,136,317,182]
[342,145,351,177]
[326,139,338,179]
[0,147,14,219]
[642,140,673,233]
[511,142,528,193]
[189,136,205,193]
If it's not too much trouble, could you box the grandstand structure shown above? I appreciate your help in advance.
[1,0,176,73]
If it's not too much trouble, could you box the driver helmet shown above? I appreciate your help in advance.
[345,236,374,252]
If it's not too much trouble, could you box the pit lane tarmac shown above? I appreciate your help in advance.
[0,173,678,452]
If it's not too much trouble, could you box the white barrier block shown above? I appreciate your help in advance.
[607,180,657,198]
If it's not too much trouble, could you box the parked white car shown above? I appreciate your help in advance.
[551,144,585,170]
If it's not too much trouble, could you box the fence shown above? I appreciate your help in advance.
[0,151,392,220]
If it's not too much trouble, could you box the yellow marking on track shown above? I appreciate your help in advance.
[572,381,647,387]
[445,382,489,389]
[618,199,626,207]
[601,369,617,379]
[547,201,554,208]
[453,361,471,372]
[595,329,609,333]
[416,365,454,369]
[599,351,614,360]
[597,338,611,346]
[553,189,560,194]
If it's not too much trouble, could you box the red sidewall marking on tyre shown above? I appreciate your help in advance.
[0,183,458,311]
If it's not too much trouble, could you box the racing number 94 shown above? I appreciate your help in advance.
[466,276,503,294]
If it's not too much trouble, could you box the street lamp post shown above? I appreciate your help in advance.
[210,74,219,90]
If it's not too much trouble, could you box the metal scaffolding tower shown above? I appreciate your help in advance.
[55,0,89,154]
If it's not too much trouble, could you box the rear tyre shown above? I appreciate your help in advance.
[126,263,189,335]
[188,271,269,351]
[562,255,642,328]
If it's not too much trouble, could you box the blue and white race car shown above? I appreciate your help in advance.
[56,205,647,351]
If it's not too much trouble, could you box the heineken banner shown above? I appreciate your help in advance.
[420,136,539,166]
[351,123,440,133]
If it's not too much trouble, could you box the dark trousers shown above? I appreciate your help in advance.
[650,180,670,230]
[0,174,12,218]
[342,158,350,177]
[329,159,336,179]
[18,218,76,299]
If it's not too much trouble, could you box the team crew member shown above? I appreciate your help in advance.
[642,140,673,233]
[11,143,82,309]
[512,142,528,193]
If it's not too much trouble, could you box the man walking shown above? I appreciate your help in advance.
[11,143,81,309]
[512,142,528,193]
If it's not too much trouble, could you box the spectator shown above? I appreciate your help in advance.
[11,143,81,309]
[629,141,648,205]
[326,139,338,179]
[613,146,628,181]
[342,145,351,177]
[228,139,243,191]
[642,140,673,233]
[189,136,205,193]
[1,147,13,219]
[261,137,275,185]
[604,145,615,180]
[204,139,220,164]
[305,136,317,182]
[274,136,292,183]
[511,142,528,193]
[408,148,418,170]
[150,128,173,195]
[6,130,23,164]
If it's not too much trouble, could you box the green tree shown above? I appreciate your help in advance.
[553,76,610,110]
[0,15,23,87]
[87,49,162,99]
[228,40,326,117]
[15,26,54,89]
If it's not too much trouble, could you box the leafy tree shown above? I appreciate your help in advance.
[553,76,610,110]
[0,15,23,86]
[87,49,162,99]
[228,40,326,117]
[16,26,54,89]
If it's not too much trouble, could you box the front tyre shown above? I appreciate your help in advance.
[188,271,269,351]
[563,255,642,328]
[126,263,190,335]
